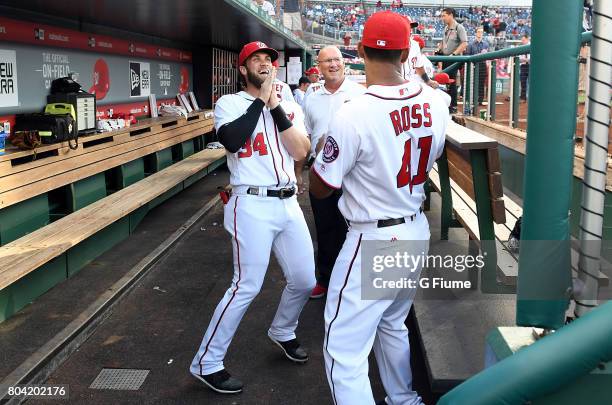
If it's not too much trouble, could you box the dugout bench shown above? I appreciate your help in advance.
[0,112,226,322]
[426,120,516,293]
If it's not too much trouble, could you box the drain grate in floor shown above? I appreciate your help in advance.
[89,368,150,390]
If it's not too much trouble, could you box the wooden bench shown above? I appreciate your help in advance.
[0,147,226,293]
[0,111,225,322]
[426,121,515,293]
[0,111,214,211]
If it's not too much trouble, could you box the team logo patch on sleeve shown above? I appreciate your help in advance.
[322,136,340,163]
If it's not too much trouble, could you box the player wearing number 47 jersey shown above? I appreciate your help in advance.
[310,12,449,405]
[190,41,315,395]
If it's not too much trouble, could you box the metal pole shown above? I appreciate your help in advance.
[512,56,521,128]
[473,62,480,115]
[509,57,515,126]
[461,63,468,113]
[470,62,475,115]
[574,0,612,317]
[517,0,583,329]
[464,62,471,115]
[490,60,497,121]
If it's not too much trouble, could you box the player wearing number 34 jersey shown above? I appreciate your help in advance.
[190,41,315,395]
[310,11,449,405]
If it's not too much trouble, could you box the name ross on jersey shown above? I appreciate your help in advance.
[389,103,433,136]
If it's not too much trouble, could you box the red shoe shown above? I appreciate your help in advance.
[310,284,327,299]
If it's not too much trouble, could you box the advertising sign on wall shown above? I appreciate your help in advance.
[0,50,18,107]
[130,61,151,98]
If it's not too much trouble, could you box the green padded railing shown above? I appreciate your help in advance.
[438,300,612,405]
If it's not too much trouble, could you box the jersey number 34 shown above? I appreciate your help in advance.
[238,132,268,158]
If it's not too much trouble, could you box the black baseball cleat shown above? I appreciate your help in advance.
[268,336,309,363]
[192,369,243,394]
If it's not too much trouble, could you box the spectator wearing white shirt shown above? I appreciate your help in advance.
[293,76,310,107]
[254,0,276,17]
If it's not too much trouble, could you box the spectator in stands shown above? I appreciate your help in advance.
[282,0,304,38]
[376,0,382,8]
[438,7,467,112]
[519,34,530,101]
[466,27,489,105]
[293,76,310,107]
[343,32,352,46]
[254,0,275,17]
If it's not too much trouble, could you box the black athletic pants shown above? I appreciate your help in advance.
[309,190,347,288]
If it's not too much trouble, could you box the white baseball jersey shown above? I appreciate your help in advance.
[402,39,426,82]
[303,78,366,156]
[422,55,435,78]
[312,81,449,223]
[214,91,307,188]
[274,79,296,103]
[293,88,305,107]
[435,88,452,107]
[303,80,325,100]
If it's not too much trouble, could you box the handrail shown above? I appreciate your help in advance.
[343,31,591,72]
[438,300,612,405]
[430,31,592,63]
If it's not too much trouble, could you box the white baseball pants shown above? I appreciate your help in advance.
[324,213,430,405]
[191,193,316,376]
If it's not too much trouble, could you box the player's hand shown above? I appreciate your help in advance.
[315,136,326,155]
[259,67,275,104]
[267,68,280,109]
[296,173,306,194]
[427,80,439,89]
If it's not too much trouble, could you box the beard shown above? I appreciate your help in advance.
[245,68,265,88]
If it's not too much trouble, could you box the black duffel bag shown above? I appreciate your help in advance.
[14,113,78,150]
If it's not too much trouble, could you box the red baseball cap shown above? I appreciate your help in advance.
[362,11,411,50]
[434,72,455,84]
[304,67,320,75]
[412,35,425,49]
[238,41,278,66]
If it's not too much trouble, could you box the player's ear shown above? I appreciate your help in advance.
[400,48,409,63]
[357,42,365,59]
[239,65,247,77]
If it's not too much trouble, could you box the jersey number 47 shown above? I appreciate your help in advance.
[397,135,433,193]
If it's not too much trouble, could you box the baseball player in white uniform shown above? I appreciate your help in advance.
[190,41,315,394]
[412,35,436,79]
[303,66,325,101]
[302,45,366,299]
[309,12,449,405]
[402,28,439,89]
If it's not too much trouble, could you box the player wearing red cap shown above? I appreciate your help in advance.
[412,34,436,81]
[309,11,449,405]
[303,66,324,100]
[402,21,438,89]
[190,41,315,394]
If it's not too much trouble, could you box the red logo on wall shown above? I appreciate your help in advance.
[89,58,110,100]
[179,66,189,93]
